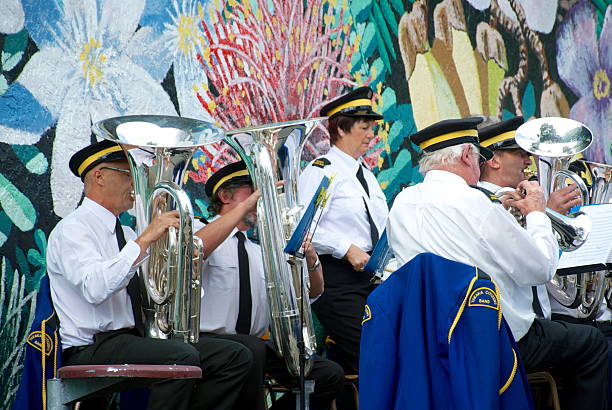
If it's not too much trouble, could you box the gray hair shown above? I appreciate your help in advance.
[418,143,479,174]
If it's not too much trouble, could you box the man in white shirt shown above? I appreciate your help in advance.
[195,161,344,410]
[47,140,253,410]
[387,117,610,410]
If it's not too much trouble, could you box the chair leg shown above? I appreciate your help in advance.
[47,378,70,410]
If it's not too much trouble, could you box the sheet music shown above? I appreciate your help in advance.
[557,204,612,270]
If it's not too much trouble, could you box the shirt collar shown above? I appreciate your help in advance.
[82,197,120,234]
[329,145,362,172]
[478,180,501,192]
[424,170,470,186]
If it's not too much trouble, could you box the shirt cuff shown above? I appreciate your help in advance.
[525,211,552,230]
[332,239,352,259]
[123,240,143,270]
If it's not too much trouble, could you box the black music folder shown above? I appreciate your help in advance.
[556,203,612,275]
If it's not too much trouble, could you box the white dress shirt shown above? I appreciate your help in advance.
[46,198,142,349]
[388,170,559,341]
[196,218,269,338]
[298,145,389,258]
[478,180,552,320]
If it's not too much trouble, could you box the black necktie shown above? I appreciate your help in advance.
[532,286,545,318]
[356,165,379,248]
[115,218,144,336]
[235,231,252,335]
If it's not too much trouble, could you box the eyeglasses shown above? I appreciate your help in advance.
[100,166,132,177]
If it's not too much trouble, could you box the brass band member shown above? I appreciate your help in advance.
[387,117,610,410]
[298,87,388,375]
[47,140,253,410]
[194,161,344,410]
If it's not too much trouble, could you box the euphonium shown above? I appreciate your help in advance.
[514,117,604,318]
[224,118,325,377]
[93,115,225,343]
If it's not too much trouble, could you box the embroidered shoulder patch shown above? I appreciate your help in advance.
[468,287,499,310]
[362,304,372,325]
[27,331,54,356]
[312,158,331,168]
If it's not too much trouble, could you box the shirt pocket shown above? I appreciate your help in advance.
[205,245,238,290]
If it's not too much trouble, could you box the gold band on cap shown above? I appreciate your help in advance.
[77,146,123,176]
[212,169,250,195]
[481,130,516,148]
[326,98,373,117]
[419,129,478,150]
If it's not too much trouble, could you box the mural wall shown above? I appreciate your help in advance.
[1,0,610,406]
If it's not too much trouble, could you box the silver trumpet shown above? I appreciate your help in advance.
[224,118,325,377]
[93,115,225,343]
[514,117,604,318]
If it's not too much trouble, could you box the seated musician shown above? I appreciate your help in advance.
[46,140,253,410]
[194,161,344,410]
[386,118,610,410]
[477,116,582,320]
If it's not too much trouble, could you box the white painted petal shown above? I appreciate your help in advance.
[18,47,77,117]
[51,85,90,217]
[498,0,557,33]
[0,126,42,144]
[0,0,24,34]
[126,25,173,82]
[102,56,177,115]
[498,0,518,23]
[465,0,491,11]
[174,56,214,121]
[519,0,557,33]
[98,0,145,47]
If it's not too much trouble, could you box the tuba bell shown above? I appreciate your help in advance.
[224,118,325,377]
[514,117,604,318]
[93,115,225,343]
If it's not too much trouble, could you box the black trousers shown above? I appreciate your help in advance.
[63,329,253,410]
[312,255,376,374]
[517,318,611,410]
[203,333,344,410]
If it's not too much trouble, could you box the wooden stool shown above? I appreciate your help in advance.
[527,371,561,410]
[46,364,202,409]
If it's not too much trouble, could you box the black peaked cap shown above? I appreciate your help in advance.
[204,160,252,198]
[69,139,126,180]
[479,116,525,150]
[320,86,383,120]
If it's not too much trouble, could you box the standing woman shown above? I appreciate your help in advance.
[298,87,388,374]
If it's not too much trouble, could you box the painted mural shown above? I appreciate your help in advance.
[1,0,611,407]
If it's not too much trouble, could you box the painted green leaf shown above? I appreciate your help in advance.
[370,58,386,84]
[12,145,48,175]
[379,0,398,36]
[0,211,11,247]
[390,0,405,14]
[15,247,31,278]
[1,51,24,72]
[361,22,378,56]
[371,2,396,61]
[0,173,36,231]
[350,0,373,23]
[1,30,28,71]
[0,74,7,96]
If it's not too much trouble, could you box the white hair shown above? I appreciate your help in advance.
[418,143,480,174]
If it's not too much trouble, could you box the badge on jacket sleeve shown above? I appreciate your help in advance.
[312,158,331,168]
[468,287,499,310]
[362,304,372,324]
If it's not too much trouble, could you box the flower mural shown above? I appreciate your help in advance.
[557,1,612,164]
[0,0,178,217]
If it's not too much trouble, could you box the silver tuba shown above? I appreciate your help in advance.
[514,117,603,318]
[93,115,225,343]
[224,118,325,377]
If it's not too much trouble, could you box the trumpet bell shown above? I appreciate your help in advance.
[514,117,593,158]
